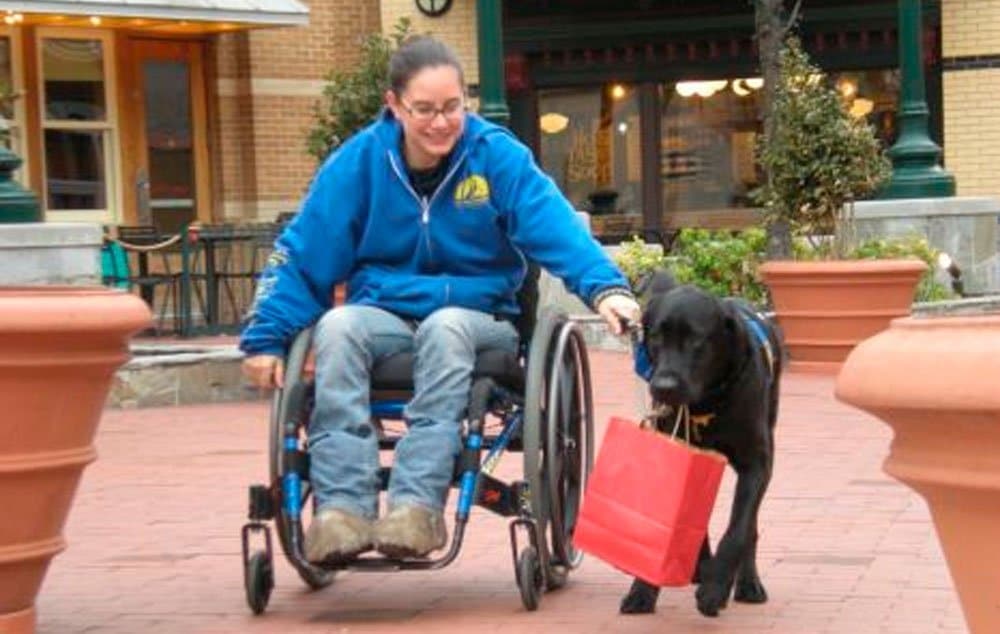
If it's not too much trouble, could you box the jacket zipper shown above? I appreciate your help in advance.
[388,148,469,266]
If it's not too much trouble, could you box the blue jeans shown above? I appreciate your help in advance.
[309,305,519,519]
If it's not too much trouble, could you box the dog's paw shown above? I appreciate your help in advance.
[734,578,768,604]
[620,580,659,614]
[695,582,729,617]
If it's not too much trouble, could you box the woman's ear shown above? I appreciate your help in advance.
[385,90,400,117]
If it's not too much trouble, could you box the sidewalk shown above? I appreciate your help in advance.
[37,350,966,634]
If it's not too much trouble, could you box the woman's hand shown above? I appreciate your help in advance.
[242,354,285,389]
[597,293,641,336]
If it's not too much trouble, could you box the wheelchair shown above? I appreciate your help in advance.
[240,275,597,614]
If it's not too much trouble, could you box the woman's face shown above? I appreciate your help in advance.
[386,65,466,170]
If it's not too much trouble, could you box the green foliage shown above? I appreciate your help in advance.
[669,228,770,306]
[848,235,953,302]
[613,230,770,306]
[753,37,892,258]
[613,230,951,305]
[612,236,668,289]
[306,18,412,162]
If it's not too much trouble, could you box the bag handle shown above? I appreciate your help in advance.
[640,404,691,444]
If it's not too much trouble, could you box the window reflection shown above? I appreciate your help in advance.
[660,79,763,218]
[830,69,900,147]
[538,84,642,237]
[44,129,106,210]
[42,38,106,121]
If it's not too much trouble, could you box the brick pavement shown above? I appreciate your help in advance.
[35,350,966,633]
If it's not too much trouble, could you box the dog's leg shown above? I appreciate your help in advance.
[692,536,712,584]
[733,526,767,603]
[695,456,771,617]
[620,578,660,614]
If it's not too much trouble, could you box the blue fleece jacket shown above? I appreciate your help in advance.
[240,110,630,356]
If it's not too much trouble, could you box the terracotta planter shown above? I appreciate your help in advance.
[835,314,1000,634]
[0,287,150,634]
[758,259,927,371]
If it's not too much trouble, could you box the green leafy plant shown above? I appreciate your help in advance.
[844,235,953,302]
[614,231,950,306]
[669,228,770,306]
[612,230,770,306]
[753,37,892,259]
[306,18,412,162]
[611,236,668,289]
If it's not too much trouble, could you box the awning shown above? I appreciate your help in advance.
[0,0,309,27]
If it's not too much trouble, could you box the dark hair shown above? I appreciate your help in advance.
[389,35,465,95]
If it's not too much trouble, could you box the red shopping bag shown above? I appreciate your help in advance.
[573,415,727,586]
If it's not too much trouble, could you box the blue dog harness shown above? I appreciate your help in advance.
[632,303,776,387]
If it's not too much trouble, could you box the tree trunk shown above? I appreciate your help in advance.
[756,0,793,259]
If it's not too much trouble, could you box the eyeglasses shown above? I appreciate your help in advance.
[399,97,466,122]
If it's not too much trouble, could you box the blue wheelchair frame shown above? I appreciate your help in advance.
[241,308,597,614]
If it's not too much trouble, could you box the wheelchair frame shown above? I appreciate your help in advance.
[241,308,597,614]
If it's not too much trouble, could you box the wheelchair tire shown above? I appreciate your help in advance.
[245,551,274,615]
[516,546,543,611]
[544,321,594,573]
[269,327,336,591]
[523,308,593,590]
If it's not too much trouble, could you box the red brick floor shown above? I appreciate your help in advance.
[36,350,967,633]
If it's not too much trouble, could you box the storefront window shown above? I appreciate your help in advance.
[659,71,898,226]
[538,84,642,237]
[660,79,764,222]
[830,69,901,148]
[40,34,114,215]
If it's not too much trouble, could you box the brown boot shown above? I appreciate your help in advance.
[303,507,373,565]
[373,504,447,559]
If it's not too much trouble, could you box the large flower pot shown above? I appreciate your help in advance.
[0,287,150,634]
[758,259,927,371]
[835,314,1000,634]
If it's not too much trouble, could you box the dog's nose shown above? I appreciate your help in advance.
[651,375,682,403]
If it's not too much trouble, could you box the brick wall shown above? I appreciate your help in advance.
[212,0,381,221]
[380,0,480,87]
[941,0,1000,197]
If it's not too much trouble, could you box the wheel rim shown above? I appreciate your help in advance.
[523,309,568,578]
[545,324,593,570]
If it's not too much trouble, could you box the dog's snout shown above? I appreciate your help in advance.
[652,374,679,392]
[651,374,684,404]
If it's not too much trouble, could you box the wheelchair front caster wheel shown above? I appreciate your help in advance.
[245,551,274,615]
[517,546,543,611]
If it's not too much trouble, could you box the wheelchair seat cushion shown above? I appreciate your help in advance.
[372,349,525,393]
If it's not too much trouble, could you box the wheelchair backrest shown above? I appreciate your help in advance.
[514,262,541,345]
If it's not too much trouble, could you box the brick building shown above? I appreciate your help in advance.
[0,0,380,233]
[2,1,999,242]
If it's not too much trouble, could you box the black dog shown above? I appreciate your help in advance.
[619,270,784,618]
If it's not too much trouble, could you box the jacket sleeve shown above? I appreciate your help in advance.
[486,133,632,306]
[239,145,365,356]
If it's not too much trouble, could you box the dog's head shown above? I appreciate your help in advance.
[640,270,740,407]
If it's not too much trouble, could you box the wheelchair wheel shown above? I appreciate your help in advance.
[270,327,335,591]
[245,550,274,615]
[523,308,594,590]
[544,320,594,574]
[516,546,543,611]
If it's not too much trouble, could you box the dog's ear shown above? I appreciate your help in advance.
[637,268,676,300]
[720,298,742,337]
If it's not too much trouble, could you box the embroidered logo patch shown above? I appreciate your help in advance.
[454,174,490,205]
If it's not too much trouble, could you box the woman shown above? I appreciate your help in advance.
[241,36,639,564]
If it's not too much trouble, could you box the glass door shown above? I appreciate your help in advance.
[131,39,208,234]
